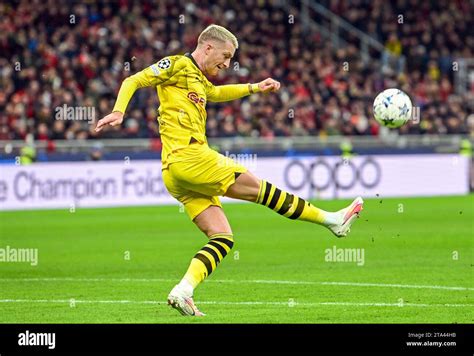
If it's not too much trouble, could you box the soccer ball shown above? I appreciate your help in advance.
[373,88,412,128]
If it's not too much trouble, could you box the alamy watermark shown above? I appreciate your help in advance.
[410,106,420,124]
[55,104,95,124]
[324,245,365,266]
[18,330,55,349]
[0,246,38,266]
[218,151,258,170]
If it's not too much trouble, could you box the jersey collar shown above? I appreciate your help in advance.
[184,53,202,73]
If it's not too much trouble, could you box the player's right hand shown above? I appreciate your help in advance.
[257,78,280,93]
[95,111,124,132]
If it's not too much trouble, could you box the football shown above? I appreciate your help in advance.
[373,88,413,128]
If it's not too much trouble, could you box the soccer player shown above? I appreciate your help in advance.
[95,24,363,316]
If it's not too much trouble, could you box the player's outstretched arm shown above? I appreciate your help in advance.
[94,75,146,132]
[94,72,152,132]
[95,57,180,132]
[207,77,280,102]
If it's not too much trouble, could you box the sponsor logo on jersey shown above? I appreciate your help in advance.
[187,92,206,107]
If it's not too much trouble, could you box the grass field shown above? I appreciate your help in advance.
[0,195,472,323]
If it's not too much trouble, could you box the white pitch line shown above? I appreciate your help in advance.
[217,279,474,291]
[0,277,472,291]
[0,299,471,308]
[318,281,474,291]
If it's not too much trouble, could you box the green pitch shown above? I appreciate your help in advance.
[0,195,472,323]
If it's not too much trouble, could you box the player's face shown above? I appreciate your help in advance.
[205,40,235,76]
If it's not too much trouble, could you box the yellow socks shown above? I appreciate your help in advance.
[182,233,234,289]
[256,180,335,225]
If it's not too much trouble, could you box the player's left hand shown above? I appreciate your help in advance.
[95,111,124,132]
[258,78,280,93]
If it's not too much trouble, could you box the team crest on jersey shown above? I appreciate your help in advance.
[157,58,171,69]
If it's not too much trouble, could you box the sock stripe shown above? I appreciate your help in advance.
[193,253,213,277]
[267,184,277,206]
[201,246,221,265]
[268,188,282,210]
[277,193,293,215]
[289,197,306,219]
[261,182,273,206]
[257,180,265,203]
[210,240,232,254]
[254,181,327,226]
[207,241,229,257]
[211,237,234,250]
[185,234,234,288]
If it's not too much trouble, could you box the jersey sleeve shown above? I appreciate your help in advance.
[206,83,260,103]
[112,56,185,113]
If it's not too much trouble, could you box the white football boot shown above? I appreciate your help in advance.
[167,284,205,317]
[327,196,364,238]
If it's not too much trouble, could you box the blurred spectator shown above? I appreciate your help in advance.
[382,33,405,74]
[89,142,103,161]
[20,145,36,165]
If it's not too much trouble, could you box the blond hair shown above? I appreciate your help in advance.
[198,24,238,49]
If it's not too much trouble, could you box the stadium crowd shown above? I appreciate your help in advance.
[0,0,472,142]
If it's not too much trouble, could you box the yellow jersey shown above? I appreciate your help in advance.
[112,53,260,168]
